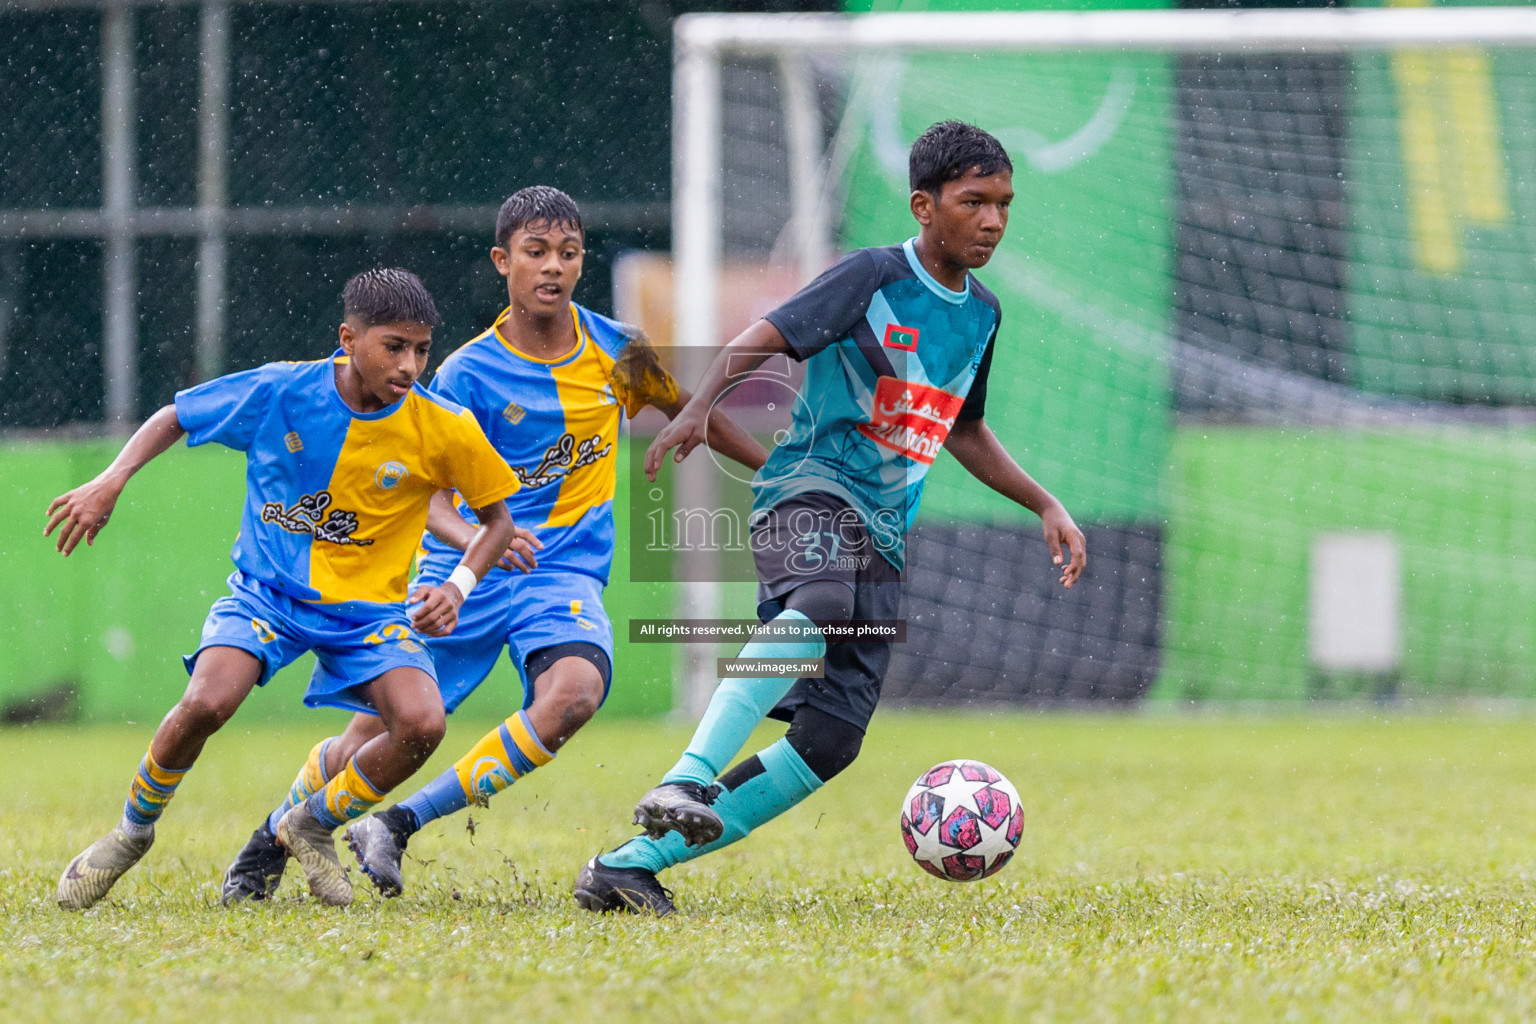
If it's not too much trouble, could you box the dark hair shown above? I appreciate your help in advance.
[495,185,584,249]
[342,267,442,328]
[909,121,1013,197]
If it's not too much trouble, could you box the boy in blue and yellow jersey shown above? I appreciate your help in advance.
[573,123,1090,916]
[220,187,767,901]
[51,268,519,910]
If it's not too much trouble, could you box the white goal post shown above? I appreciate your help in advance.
[667,7,1536,715]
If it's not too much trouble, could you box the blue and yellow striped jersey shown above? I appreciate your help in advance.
[421,303,678,583]
[174,353,519,618]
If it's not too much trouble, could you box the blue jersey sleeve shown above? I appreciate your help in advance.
[764,249,881,360]
[428,351,495,423]
[427,356,468,406]
[174,365,274,451]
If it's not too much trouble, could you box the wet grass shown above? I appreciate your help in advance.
[5,712,1536,1022]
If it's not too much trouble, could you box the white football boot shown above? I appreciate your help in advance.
[58,825,154,910]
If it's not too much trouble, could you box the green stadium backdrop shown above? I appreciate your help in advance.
[843,0,1536,705]
[5,0,1536,720]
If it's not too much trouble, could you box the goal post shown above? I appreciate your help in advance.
[677,6,1536,55]
[665,7,1536,713]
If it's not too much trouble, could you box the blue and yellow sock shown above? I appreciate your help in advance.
[266,737,336,835]
[305,756,386,831]
[120,746,192,837]
[397,709,554,831]
[602,737,823,874]
[664,611,824,787]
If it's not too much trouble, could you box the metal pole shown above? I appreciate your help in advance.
[101,0,137,430]
[672,31,722,720]
[196,0,230,383]
[777,53,830,283]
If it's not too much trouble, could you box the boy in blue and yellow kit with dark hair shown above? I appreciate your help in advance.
[220,186,767,901]
[50,268,519,910]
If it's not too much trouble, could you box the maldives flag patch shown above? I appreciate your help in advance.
[882,323,919,350]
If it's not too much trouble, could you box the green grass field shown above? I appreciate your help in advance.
[5,712,1536,1022]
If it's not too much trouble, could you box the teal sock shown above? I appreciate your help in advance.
[663,610,825,786]
[603,737,824,873]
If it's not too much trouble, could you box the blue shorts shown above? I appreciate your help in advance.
[414,561,614,713]
[185,571,437,715]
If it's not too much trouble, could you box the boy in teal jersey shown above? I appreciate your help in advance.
[50,269,519,910]
[574,122,1089,916]
[220,187,768,901]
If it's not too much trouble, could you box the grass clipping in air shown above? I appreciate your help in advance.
[4,714,1536,1022]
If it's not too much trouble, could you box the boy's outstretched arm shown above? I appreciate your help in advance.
[44,404,186,556]
[409,499,516,637]
[424,489,542,573]
[644,319,788,481]
[944,417,1087,588]
[652,387,768,475]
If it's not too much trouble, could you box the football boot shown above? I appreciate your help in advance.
[275,803,352,907]
[220,819,288,905]
[631,781,723,847]
[344,810,411,898]
[58,825,154,910]
[572,856,675,917]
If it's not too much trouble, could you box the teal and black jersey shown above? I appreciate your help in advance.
[755,237,1001,569]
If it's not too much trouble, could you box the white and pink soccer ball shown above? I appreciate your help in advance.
[899,759,1023,882]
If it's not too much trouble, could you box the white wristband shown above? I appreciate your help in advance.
[446,564,478,601]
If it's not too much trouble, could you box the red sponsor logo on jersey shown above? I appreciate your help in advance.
[857,376,965,465]
[882,323,919,350]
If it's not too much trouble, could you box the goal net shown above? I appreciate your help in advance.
[643,6,1536,709]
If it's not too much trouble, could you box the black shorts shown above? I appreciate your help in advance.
[752,491,901,732]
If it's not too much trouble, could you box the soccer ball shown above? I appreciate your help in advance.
[899,759,1023,881]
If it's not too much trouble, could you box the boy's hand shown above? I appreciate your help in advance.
[408,583,464,637]
[497,526,544,574]
[644,407,709,482]
[1041,504,1087,589]
[44,475,126,556]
